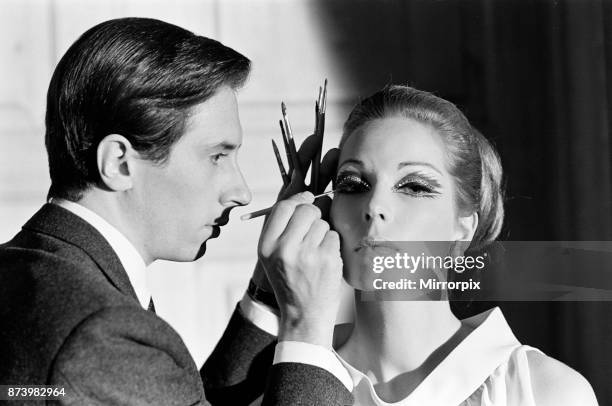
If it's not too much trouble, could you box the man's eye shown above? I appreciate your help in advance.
[211,153,228,164]
[335,174,370,194]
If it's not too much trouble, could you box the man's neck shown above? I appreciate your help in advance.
[76,191,154,265]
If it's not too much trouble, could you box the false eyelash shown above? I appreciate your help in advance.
[394,178,439,197]
[397,171,441,188]
[336,173,362,184]
[395,178,432,190]
[335,173,370,193]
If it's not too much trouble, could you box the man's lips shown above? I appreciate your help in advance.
[215,213,230,227]
[210,225,221,239]
[208,213,230,239]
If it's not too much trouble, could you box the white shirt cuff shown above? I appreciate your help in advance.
[273,341,353,391]
[239,293,280,336]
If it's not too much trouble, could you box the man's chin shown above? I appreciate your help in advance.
[195,241,207,259]
[195,226,221,259]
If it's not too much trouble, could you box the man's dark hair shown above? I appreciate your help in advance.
[45,17,251,201]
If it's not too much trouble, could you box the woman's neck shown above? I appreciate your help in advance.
[338,292,465,385]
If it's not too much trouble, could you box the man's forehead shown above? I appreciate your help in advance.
[189,127,242,149]
[191,86,239,117]
[185,87,243,147]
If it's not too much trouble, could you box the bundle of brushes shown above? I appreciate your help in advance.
[241,79,331,221]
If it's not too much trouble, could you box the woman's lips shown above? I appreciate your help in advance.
[354,238,397,252]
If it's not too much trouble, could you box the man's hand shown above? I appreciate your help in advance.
[251,134,339,294]
[257,192,343,349]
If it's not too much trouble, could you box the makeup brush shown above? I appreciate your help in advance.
[240,189,336,221]
[271,139,290,186]
[311,79,327,192]
[279,119,293,174]
[281,102,301,174]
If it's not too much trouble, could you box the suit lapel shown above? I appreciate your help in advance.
[23,203,139,302]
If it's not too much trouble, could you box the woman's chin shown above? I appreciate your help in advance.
[343,269,377,292]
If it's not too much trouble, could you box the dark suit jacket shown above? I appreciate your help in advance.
[0,203,353,405]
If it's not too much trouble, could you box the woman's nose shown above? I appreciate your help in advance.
[363,189,391,223]
[364,210,386,222]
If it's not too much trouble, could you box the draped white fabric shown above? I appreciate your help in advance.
[337,308,542,406]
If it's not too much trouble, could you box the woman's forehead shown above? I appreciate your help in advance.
[338,117,448,173]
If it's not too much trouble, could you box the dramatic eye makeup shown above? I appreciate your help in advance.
[334,169,442,197]
[393,172,441,198]
[335,171,371,194]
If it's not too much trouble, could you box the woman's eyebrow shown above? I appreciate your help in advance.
[337,158,363,168]
[398,161,442,175]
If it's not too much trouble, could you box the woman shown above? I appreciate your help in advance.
[326,85,597,405]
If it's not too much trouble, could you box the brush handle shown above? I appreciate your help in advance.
[240,207,272,221]
[241,190,335,221]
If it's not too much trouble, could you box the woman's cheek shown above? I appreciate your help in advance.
[398,203,455,241]
[330,199,349,232]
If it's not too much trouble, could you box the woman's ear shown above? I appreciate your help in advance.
[454,212,478,243]
[96,134,136,192]
[450,212,478,257]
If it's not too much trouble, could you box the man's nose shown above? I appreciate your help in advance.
[223,167,252,207]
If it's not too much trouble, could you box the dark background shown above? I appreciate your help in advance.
[315,0,612,403]
[1,0,609,400]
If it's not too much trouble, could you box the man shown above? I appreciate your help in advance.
[0,18,353,405]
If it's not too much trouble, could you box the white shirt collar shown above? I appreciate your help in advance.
[336,307,521,406]
[50,198,151,309]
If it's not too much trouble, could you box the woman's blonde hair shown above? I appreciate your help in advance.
[341,85,504,252]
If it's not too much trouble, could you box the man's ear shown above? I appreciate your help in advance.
[96,134,136,192]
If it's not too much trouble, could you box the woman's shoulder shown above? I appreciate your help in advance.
[525,350,598,406]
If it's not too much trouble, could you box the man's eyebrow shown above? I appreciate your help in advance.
[398,161,442,175]
[205,141,240,151]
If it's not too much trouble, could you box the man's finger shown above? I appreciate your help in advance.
[279,203,321,246]
[262,192,315,241]
[287,191,315,204]
[303,219,330,247]
[320,229,341,252]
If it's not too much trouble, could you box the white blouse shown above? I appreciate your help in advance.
[335,308,542,406]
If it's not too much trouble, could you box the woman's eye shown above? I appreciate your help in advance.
[335,174,370,194]
[395,180,437,197]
